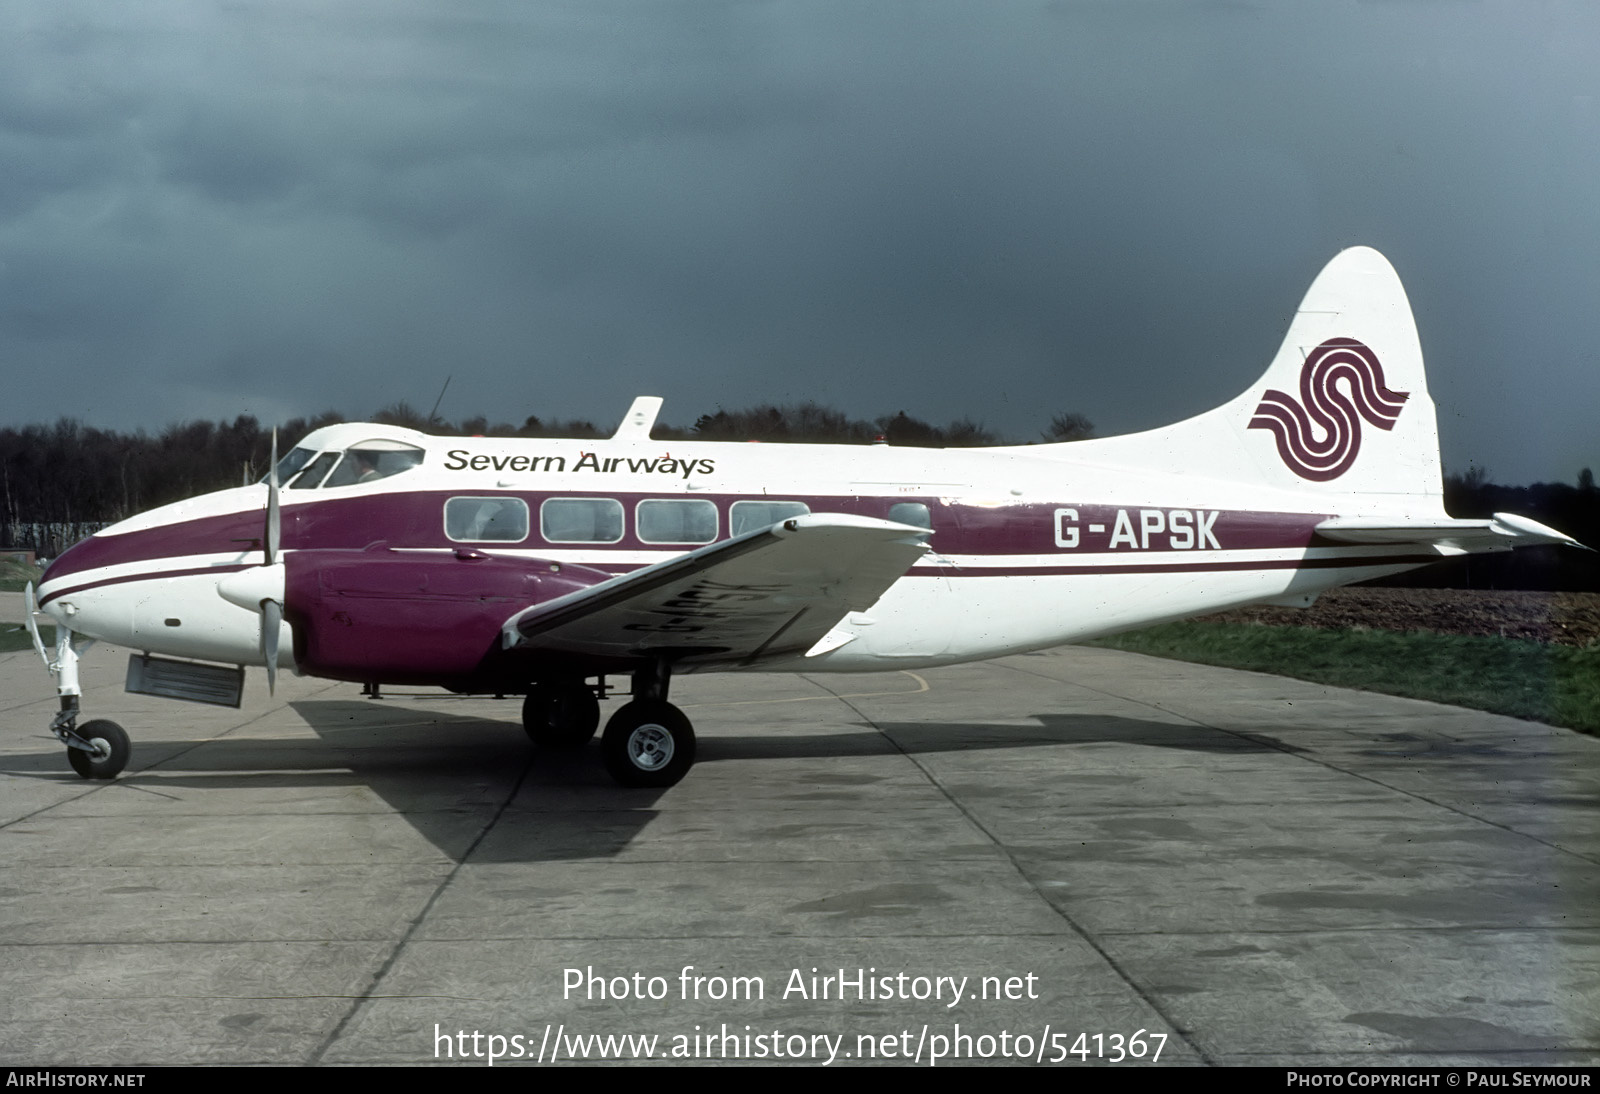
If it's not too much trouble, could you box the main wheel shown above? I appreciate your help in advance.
[522,682,600,749]
[601,701,695,788]
[67,719,131,780]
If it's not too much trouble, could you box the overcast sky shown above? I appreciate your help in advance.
[3,1,1596,484]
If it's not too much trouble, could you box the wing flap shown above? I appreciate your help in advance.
[501,514,930,666]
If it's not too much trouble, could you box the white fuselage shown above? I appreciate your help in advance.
[37,422,1444,680]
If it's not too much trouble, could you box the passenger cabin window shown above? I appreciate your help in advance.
[636,499,717,544]
[541,497,624,543]
[288,452,339,490]
[888,502,932,530]
[729,500,811,536]
[445,497,529,542]
[323,441,425,488]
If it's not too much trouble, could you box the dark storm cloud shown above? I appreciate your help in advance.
[1,0,1595,484]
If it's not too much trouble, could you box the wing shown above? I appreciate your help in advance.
[1315,512,1585,551]
[500,513,931,667]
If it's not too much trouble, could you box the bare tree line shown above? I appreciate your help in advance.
[0,402,1096,555]
[4,404,1592,589]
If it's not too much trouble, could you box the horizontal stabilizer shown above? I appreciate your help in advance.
[501,514,931,666]
[1315,512,1585,552]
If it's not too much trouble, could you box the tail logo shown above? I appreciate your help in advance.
[1247,338,1409,481]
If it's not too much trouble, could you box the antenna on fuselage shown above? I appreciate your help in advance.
[612,396,663,441]
[427,375,452,426]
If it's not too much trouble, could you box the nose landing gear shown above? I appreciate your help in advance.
[27,587,133,781]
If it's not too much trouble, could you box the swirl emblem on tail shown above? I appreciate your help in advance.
[1247,337,1410,481]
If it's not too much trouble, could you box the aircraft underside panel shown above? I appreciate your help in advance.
[780,553,1434,672]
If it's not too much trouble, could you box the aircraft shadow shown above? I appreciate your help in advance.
[698,712,1308,762]
[4,703,1303,864]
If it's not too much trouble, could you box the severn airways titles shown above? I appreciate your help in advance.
[445,450,716,479]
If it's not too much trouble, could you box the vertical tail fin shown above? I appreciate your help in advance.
[1069,247,1445,513]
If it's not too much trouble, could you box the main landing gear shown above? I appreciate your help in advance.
[523,663,696,788]
[521,681,601,749]
[602,700,694,788]
[603,660,695,788]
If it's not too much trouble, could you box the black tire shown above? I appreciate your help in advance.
[522,683,600,749]
[67,719,131,780]
[601,701,695,788]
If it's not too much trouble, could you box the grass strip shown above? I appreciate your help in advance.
[0,558,44,591]
[1087,622,1600,736]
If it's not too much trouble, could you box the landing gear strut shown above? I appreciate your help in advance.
[601,661,695,788]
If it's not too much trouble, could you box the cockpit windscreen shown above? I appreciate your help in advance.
[321,442,425,487]
[266,441,425,491]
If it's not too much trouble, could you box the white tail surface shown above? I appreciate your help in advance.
[1070,247,1445,515]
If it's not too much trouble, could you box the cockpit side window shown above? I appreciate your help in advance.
[323,442,426,488]
[288,452,339,490]
[263,447,316,485]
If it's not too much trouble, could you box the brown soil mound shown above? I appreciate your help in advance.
[1201,587,1600,647]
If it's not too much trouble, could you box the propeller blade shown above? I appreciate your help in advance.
[262,599,282,696]
[265,429,281,566]
[23,582,49,667]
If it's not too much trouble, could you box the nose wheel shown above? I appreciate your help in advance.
[65,719,131,780]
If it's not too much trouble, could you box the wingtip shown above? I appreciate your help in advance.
[1490,512,1586,549]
